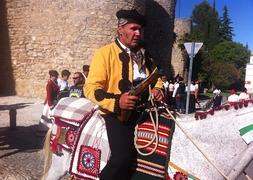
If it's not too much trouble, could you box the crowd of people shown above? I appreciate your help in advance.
[162,75,200,114]
[227,88,250,102]
[201,87,250,110]
[36,65,89,136]
[46,64,90,102]
[162,76,251,113]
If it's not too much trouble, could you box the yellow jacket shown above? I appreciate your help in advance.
[84,41,163,114]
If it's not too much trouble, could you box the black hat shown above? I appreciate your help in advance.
[116,9,146,26]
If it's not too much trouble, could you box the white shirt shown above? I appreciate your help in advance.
[163,81,169,89]
[133,62,146,81]
[172,82,179,97]
[57,79,69,91]
[194,83,199,90]
[213,89,221,95]
[239,92,249,100]
[185,83,195,92]
[117,38,146,81]
[168,83,174,92]
[228,94,239,102]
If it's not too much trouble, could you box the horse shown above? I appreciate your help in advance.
[170,99,253,180]
[42,97,176,180]
[42,97,253,180]
[42,97,111,180]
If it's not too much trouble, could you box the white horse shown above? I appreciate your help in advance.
[42,97,176,180]
[169,100,253,180]
[42,97,110,180]
[42,97,253,180]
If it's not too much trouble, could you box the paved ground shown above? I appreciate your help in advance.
[0,96,45,179]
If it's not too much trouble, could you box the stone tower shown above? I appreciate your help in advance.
[0,0,176,98]
[171,18,191,80]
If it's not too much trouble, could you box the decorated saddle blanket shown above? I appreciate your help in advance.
[132,111,175,180]
[51,97,98,127]
[49,97,110,179]
[69,111,110,180]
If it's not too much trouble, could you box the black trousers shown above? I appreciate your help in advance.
[100,114,137,180]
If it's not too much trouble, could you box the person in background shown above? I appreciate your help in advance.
[58,69,71,91]
[43,70,59,115]
[194,80,199,101]
[213,88,221,95]
[173,77,186,113]
[239,88,249,100]
[37,70,59,136]
[161,75,169,89]
[212,88,222,109]
[172,78,179,111]
[174,74,181,83]
[82,65,90,80]
[161,75,169,104]
[172,79,179,98]
[57,69,71,99]
[168,80,174,93]
[185,81,196,113]
[228,89,239,102]
[84,9,164,180]
[168,80,175,108]
[69,72,85,98]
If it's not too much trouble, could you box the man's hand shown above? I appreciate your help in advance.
[151,88,164,101]
[119,92,139,110]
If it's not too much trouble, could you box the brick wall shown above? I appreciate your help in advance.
[0,0,176,98]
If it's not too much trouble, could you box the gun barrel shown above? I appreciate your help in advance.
[129,68,162,96]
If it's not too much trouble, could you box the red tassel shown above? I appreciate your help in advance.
[51,138,58,152]
[50,126,61,153]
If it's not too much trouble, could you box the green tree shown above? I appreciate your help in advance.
[190,1,220,50]
[209,62,239,89]
[178,1,251,90]
[219,5,234,41]
[208,41,250,88]
[210,41,250,69]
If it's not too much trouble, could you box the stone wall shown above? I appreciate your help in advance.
[0,0,176,98]
[171,18,191,79]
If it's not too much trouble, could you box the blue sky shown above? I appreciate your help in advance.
[176,0,253,53]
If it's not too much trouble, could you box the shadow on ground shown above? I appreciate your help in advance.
[0,102,32,111]
[0,125,45,159]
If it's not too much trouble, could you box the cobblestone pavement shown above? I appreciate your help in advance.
[0,96,44,180]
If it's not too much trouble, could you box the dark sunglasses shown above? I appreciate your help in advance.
[73,77,80,79]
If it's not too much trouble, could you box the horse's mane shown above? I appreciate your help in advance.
[42,129,53,180]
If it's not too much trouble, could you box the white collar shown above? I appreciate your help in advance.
[117,38,131,54]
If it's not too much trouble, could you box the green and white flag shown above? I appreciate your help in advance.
[239,124,253,144]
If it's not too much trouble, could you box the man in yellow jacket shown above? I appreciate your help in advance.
[84,9,164,180]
